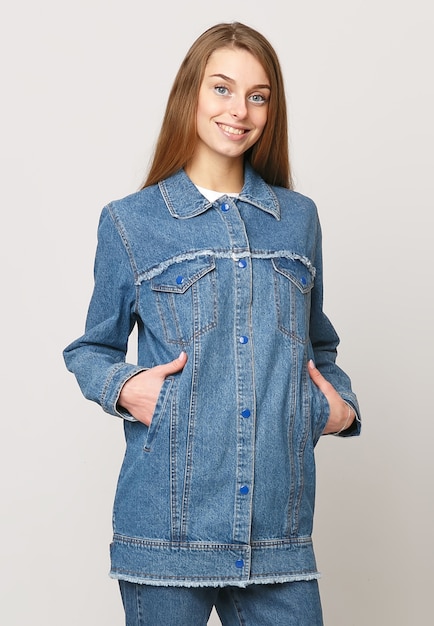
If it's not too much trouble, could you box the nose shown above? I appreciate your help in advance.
[230,96,248,119]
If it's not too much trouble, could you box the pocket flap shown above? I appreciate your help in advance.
[151,256,215,294]
[272,257,314,294]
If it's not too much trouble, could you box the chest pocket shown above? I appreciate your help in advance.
[272,257,314,343]
[151,256,217,346]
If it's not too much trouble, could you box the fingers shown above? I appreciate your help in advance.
[308,359,333,396]
[156,351,188,377]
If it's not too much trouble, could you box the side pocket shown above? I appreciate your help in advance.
[143,377,174,452]
[310,381,330,446]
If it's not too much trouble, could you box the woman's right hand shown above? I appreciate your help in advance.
[118,352,188,425]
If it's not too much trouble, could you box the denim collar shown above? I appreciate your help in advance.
[159,162,281,221]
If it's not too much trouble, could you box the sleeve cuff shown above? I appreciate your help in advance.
[100,363,149,420]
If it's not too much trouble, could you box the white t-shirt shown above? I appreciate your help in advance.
[196,185,239,203]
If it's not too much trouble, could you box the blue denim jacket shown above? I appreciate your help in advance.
[64,164,360,588]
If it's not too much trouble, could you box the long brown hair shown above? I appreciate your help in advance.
[142,22,292,190]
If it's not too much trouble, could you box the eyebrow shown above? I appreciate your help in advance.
[209,73,271,90]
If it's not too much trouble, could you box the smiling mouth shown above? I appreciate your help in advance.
[217,123,247,136]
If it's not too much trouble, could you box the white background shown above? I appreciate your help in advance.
[1,1,433,624]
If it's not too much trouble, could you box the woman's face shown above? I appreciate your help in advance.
[194,47,270,164]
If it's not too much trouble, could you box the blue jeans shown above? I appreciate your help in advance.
[119,579,323,625]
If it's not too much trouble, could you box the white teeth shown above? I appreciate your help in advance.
[219,124,245,135]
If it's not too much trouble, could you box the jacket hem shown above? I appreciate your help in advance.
[109,534,320,588]
[109,571,321,588]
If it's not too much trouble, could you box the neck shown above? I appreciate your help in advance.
[185,155,244,193]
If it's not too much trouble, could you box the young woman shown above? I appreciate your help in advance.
[64,21,360,626]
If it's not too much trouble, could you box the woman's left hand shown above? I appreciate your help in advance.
[308,360,355,435]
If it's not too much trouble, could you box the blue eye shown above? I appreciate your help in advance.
[215,85,229,96]
[249,93,268,104]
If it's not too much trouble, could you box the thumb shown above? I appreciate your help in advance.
[158,351,188,376]
[308,359,333,397]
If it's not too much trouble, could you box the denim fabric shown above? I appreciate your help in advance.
[119,579,323,625]
[64,163,360,587]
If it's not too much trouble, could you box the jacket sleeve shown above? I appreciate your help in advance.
[63,205,146,420]
[309,211,361,437]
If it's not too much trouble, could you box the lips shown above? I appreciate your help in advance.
[217,123,247,135]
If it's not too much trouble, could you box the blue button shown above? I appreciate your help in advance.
[235,559,244,569]
[221,203,230,212]
[176,275,184,285]
[240,485,249,495]
[300,276,307,286]
[238,259,247,268]
[239,336,249,344]
[241,409,251,418]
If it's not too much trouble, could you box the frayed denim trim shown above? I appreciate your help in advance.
[109,572,321,589]
[135,251,217,284]
[253,251,316,277]
[134,250,315,285]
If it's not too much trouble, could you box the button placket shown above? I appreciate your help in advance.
[218,198,255,558]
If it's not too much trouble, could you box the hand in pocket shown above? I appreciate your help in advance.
[118,352,187,425]
[308,360,355,435]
